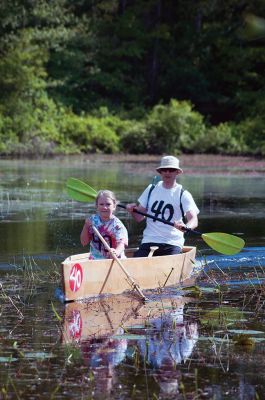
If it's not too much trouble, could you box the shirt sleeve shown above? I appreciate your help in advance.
[114,219,128,246]
[182,191,200,215]
[138,185,153,209]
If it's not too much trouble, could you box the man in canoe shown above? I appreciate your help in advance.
[81,190,128,259]
[126,155,199,257]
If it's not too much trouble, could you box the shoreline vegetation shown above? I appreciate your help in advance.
[0,2,264,158]
[0,100,264,158]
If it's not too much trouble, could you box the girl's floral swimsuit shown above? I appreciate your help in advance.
[87,214,128,259]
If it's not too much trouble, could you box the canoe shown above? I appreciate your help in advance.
[61,246,196,302]
[62,293,191,344]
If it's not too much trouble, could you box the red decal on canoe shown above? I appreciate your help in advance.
[69,310,82,339]
[69,263,83,292]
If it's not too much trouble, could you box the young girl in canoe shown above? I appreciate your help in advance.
[80,190,128,260]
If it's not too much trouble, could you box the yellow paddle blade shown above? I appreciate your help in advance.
[202,232,245,255]
[66,177,97,202]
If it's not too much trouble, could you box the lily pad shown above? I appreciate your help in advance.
[24,352,55,360]
[0,356,18,362]
[201,306,245,328]
[233,334,255,347]
[125,324,146,329]
[113,334,145,340]
[228,329,264,335]
[198,336,231,343]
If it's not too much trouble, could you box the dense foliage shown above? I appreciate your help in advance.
[0,0,264,156]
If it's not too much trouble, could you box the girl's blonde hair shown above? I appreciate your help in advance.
[96,190,117,205]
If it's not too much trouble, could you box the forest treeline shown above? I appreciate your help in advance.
[0,0,264,156]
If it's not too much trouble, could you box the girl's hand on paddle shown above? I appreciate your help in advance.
[84,218,93,234]
[109,248,118,258]
[81,218,93,246]
[84,218,92,228]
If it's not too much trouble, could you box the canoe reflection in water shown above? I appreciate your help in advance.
[62,293,198,397]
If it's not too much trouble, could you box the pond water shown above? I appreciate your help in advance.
[0,155,265,399]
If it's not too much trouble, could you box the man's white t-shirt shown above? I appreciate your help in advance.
[138,181,199,247]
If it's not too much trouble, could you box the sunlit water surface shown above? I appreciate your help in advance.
[0,156,265,399]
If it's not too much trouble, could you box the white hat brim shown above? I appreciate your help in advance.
[156,167,183,173]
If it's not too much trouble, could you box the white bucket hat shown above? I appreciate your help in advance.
[156,156,183,173]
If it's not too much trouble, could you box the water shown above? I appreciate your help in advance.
[0,155,265,399]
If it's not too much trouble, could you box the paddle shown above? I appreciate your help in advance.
[66,177,245,255]
[92,226,147,301]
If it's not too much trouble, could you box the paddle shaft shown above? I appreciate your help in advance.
[66,177,196,234]
[118,204,244,254]
[92,226,147,301]
[117,204,198,234]
[66,177,245,255]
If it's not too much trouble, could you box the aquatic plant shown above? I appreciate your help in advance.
[0,283,23,319]
[14,255,60,283]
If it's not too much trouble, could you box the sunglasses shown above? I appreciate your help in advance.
[159,168,178,172]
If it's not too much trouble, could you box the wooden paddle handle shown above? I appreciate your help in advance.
[92,226,147,301]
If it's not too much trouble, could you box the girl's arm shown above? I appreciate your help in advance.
[80,218,92,246]
[109,241,125,258]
